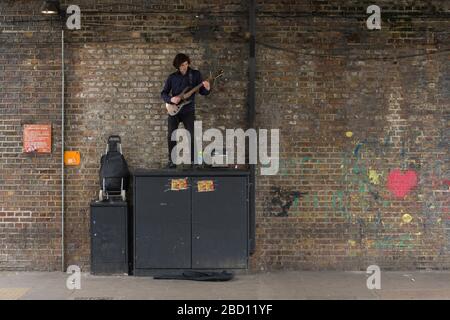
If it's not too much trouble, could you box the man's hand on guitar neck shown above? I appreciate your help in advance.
[170,80,209,105]
[202,80,210,91]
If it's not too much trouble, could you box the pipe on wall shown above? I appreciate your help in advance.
[248,0,256,255]
[61,28,65,272]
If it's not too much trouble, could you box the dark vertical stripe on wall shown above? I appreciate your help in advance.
[248,0,256,255]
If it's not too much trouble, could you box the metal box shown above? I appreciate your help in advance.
[90,201,129,275]
[133,169,249,275]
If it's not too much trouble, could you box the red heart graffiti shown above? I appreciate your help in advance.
[387,169,418,198]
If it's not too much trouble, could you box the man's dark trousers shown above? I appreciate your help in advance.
[168,109,195,163]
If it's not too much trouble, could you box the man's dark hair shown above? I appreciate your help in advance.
[173,53,190,69]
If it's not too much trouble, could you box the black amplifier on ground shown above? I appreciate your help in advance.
[90,201,130,275]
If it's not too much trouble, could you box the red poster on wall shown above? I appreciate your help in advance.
[23,124,52,153]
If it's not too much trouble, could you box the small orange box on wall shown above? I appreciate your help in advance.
[64,151,80,166]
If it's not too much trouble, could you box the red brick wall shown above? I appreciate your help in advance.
[0,1,63,270]
[0,0,448,271]
[253,0,449,270]
[62,0,248,269]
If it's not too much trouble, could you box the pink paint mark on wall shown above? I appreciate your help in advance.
[443,179,450,188]
[387,169,418,198]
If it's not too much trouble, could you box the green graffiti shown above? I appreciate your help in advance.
[373,234,414,250]
[332,190,351,221]
[352,165,361,175]
[313,195,319,208]
[398,234,414,249]
[359,180,366,194]
[292,196,299,208]
[332,191,344,210]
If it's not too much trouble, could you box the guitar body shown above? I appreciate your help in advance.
[165,87,191,116]
[164,70,223,116]
[165,99,191,116]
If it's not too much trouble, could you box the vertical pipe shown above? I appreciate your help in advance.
[61,28,65,272]
[248,0,256,255]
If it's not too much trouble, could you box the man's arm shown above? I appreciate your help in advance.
[198,71,210,96]
[161,76,173,103]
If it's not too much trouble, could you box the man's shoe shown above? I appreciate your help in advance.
[166,161,176,169]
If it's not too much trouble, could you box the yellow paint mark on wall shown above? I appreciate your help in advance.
[368,169,382,185]
[348,240,357,247]
[402,213,413,224]
[366,240,375,248]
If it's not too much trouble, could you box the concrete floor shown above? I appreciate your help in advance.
[0,271,450,300]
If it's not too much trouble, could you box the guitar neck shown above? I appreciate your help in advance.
[183,77,212,98]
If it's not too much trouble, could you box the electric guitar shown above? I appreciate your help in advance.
[165,70,224,116]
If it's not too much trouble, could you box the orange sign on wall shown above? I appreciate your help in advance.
[23,124,52,153]
[64,151,80,166]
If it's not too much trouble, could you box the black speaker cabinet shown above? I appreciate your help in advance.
[132,169,250,276]
[90,201,129,275]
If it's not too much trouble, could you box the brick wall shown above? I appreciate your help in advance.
[0,1,63,270]
[0,0,448,271]
[253,0,449,270]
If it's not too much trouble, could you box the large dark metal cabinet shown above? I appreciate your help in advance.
[90,201,129,275]
[133,170,249,275]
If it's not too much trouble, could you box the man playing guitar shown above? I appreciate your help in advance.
[161,53,210,168]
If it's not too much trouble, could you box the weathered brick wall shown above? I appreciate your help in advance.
[0,1,63,270]
[0,0,448,271]
[62,0,248,268]
[253,0,449,270]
